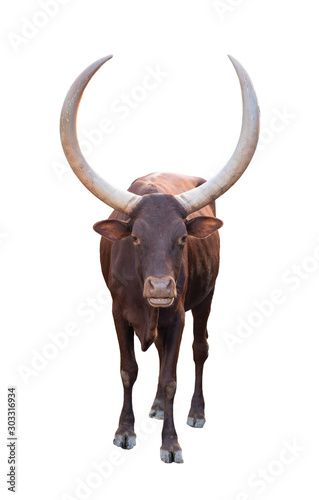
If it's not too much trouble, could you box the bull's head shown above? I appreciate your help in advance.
[60,55,259,307]
[93,194,223,307]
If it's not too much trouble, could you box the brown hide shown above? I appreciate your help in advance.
[99,172,220,351]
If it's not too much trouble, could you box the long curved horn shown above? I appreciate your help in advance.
[60,55,142,215]
[175,55,260,215]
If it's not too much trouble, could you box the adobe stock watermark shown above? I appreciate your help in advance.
[223,235,319,353]
[17,288,112,386]
[61,416,160,500]
[257,107,296,152]
[211,0,246,21]
[7,0,72,53]
[226,438,306,500]
[52,64,169,182]
[204,106,295,182]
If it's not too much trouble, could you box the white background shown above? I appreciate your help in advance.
[1,0,319,498]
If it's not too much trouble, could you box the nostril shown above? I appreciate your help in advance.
[149,280,155,292]
[145,276,176,298]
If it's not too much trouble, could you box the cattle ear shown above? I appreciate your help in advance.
[93,219,132,241]
[186,216,223,239]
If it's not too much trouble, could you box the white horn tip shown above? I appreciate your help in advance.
[227,54,242,71]
[100,54,113,64]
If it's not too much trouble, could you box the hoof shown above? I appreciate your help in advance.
[113,431,136,450]
[160,445,184,464]
[187,416,206,428]
[149,408,164,420]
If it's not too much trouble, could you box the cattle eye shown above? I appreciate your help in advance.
[181,235,188,244]
[131,235,140,244]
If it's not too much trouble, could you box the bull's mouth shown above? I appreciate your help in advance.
[147,297,175,308]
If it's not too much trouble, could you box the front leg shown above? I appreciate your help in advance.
[149,334,164,419]
[158,309,185,463]
[112,303,138,450]
[187,290,213,428]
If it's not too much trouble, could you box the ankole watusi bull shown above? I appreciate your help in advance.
[60,55,260,463]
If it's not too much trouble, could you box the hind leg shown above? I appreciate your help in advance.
[187,290,213,428]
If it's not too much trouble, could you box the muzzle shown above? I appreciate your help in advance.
[143,276,177,308]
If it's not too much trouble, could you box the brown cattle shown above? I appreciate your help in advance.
[60,55,260,463]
